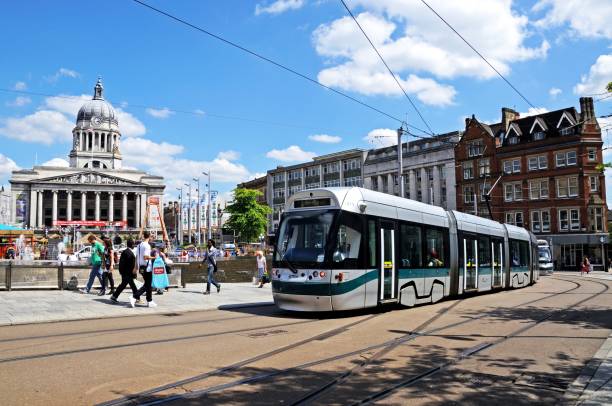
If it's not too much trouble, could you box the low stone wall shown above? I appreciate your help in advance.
[181,256,272,285]
[0,261,183,290]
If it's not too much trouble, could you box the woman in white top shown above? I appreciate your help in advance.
[256,251,267,288]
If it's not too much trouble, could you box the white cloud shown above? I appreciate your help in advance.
[309,134,342,143]
[45,68,79,83]
[312,2,549,105]
[363,128,397,147]
[518,107,549,117]
[0,110,73,144]
[146,107,174,119]
[115,108,146,137]
[13,81,26,91]
[41,158,70,167]
[533,0,612,39]
[6,96,31,107]
[266,145,316,162]
[217,150,240,161]
[0,153,19,181]
[255,0,304,15]
[549,87,562,98]
[574,54,612,97]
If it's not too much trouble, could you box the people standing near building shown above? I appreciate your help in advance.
[130,231,157,307]
[102,238,115,296]
[203,239,221,295]
[81,235,105,294]
[110,239,138,304]
[256,251,267,288]
[581,256,591,276]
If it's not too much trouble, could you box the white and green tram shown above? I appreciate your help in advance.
[272,187,539,312]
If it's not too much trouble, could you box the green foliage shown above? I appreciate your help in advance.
[224,188,271,243]
[607,82,612,93]
[596,162,612,172]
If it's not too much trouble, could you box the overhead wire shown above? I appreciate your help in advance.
[419,0,537,110]
[130,0,440,139]
[339,0,435,136]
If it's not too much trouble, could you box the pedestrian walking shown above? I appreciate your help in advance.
[110,239,138,304]
[203,239,221,295]
[80,235,105,294]
[256,251,268,288]
[130,231,157,308]
[102,238,116,296]
[155,248,172,295]
[581,256,590,276]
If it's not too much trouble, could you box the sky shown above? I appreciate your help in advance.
[0,0,611,203]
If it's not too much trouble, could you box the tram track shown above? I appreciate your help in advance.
[111,277,583,406]
[350,276,610,405]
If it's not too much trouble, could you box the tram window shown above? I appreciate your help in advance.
[368,220,376,268]
[332,212,363,267]
[519,241,530,267]
[510,240,529,267]
[478,236,491,267]
[425,228,445,267]
[400,224,422,268]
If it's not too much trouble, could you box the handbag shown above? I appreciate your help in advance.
[151,257,169,289]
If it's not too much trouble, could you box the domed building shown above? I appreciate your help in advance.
[9,79,166,232]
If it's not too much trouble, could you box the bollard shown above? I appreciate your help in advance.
[6,261,11,291]
[58,262,64,290]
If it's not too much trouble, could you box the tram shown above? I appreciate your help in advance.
[271,187,539,312]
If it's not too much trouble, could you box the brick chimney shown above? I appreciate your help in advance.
[580,97,595,122]
[501,107,519,131]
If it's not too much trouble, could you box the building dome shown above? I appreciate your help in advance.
[75,78,119,128]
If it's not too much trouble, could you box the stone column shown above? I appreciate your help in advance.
[301,168,305,189]
[29,189,38,228]
[377,175,384,193]
[339,160,344,186]
[80,192,86,220]
[95,192,100,221]
[409,170,417,200]
[122,193,128,227]
[37,190,44,228]
[108,192,114,222]
[433,165,441,206]
[67,191,72,221]
[421,167,429,204]
[52,190,58,226]
[387,173,394,195]
[135,194,141,228]
[319,164,323,186]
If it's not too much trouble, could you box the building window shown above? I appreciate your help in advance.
[464,185,474,204]
[478,158,490,177]
[273,173,285,183]
[342,159,361,171]
[304,167,320,178]
[556,177,579,198]
[503,159,521,174]
[468,140,484,157]
[559,127,575,136]
[556,150,577,167]
[559,208,580,231]
[371,177,378,191]
[479,183,491,201]
[305,182,320,190]
[589,207,604,232]
[463,161,474,180]
[528,155,548,171]
[505,211,523,227]
[324,179,341,187]
[324,162,340,174]
[529,179,549,200]
[343,176,362,187]
[531,210,551,233]
[273,188,285,198]
[590,176,599,192]
[533,131,546,141]
[508,136,518,145]
[504,182,522,202]
[588,148,597,161]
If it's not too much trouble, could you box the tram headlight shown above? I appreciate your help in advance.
[319,271,326,278]
[312,271,318,277]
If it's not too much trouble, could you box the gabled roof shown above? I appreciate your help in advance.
[556,110,576,128]
[529,117,548,133]
[507,122,522,138]
[501,107,579,145]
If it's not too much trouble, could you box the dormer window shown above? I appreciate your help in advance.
[533,131,546,141]
[559,127,575,136]
[508,136,518,145]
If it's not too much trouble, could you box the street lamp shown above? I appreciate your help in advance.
[193,177,201,246]
[202,170,212,241]
[397,126,405,198]
[176,187,182,245]
[184,182,192,244]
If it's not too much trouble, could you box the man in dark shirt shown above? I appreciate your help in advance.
[110,239,138,305]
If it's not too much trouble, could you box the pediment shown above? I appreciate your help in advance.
[34,171,143,186]
[557,111,576,128]
[507,123,522,138]
[529,117,547,133]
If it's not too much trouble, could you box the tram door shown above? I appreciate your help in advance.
[380,222,396,300]
[492,239,503,287]
[463,236,478,290]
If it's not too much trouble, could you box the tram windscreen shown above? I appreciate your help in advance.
[275,210,335,265]
[538,247,551,261]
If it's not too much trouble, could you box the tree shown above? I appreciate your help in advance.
[607,81,612,93]
[224,188,271,243]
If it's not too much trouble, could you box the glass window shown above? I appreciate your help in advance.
[504,161,513,174]
[478,236,491,267]
[333,218,362,265]
[533,131,546,141]
[589,207,604,232]
[539,156,548,169]
[556,153,566,167]
[559,209,569,231]
[479,158,490,177]
[464,186,474,204]
[515,212,523,227]
[275,210,334,264]
[400,224,422,268]
[368,220,376,267]
[542,211,551,232]
[570,209,580,230]
[514,183,523,200]
[567,151,577,165]
[557,179,568,198]
[531,211,541,232]
[513,159,521,173]
[590,176,599,192]
[505,184,513,202]
[588,149,597,161]
[426,228,446,267]
[519,241,530,267]
[528,157,538,171]
[463,162,474,180]
[569,177,578,197]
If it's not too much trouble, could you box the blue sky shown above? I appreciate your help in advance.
[0,0,611,201]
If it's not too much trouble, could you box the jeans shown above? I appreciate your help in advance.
[85,263,103,292]
[113,272,138,298]
[257,267,265,279]
[135,271,153,302]
[206,265,220,292]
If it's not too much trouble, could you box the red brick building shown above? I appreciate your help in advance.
[455,97,607,270]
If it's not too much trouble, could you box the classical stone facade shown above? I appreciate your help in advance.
[9,79,165,230]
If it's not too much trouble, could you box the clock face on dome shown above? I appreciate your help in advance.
[91,116,103,127]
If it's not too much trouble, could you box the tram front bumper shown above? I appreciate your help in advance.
[272,292,333,312]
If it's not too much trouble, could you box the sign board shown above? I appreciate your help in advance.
[54,220,127,227]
